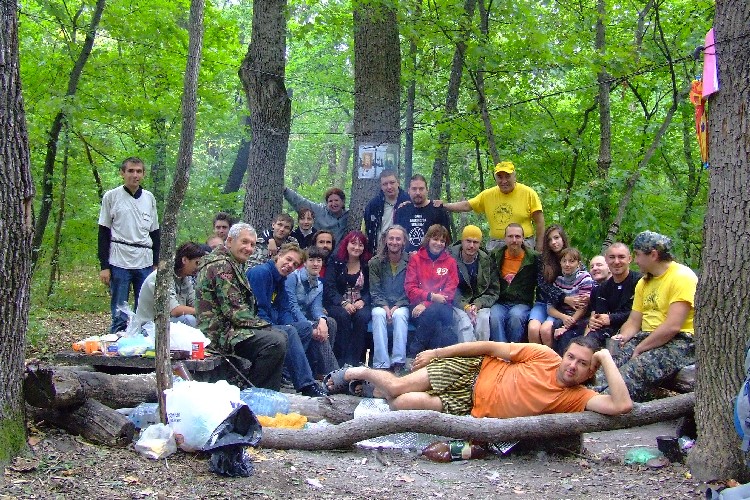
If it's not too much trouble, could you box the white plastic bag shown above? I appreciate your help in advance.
[135,423,177,459]
[169,321,211,352]
[165,380,242,452]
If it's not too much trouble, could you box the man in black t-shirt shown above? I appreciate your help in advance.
[587,242,641,347]
[394,174,451,252]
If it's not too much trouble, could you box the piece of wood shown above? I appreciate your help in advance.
[24,365,157,409]
[54,351,224,372]
[285,393,361,423]
[27,398,135,447]
[259,392,695,450]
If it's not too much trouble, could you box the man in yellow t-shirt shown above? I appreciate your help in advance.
[609,230,698,401]
[442,161,544,251]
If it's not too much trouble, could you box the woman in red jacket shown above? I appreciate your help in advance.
[404,224,459,356]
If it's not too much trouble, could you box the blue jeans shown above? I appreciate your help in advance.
[409,303,457,356]
[110,265,152,333]
[276,322,316,391]
[371,306,410,369]
[170,315,197,327]
[489,303,531,343]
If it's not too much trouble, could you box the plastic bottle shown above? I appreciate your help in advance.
[127,402,160,430]
[239,387,290,417]
[172,361,193,381]
[421,440,490,462]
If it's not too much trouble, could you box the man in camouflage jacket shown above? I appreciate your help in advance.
[195,223,288,390]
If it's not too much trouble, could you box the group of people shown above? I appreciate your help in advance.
[98,156,697,422]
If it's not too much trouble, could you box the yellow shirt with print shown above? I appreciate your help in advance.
[632,261,697,333]
[467,183,543,239]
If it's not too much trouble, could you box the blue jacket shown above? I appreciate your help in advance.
[285,267,326,325]
[363,188,410,254]
[246,261,295,325]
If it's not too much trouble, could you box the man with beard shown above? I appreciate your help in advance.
[247,244,327,397]
[394,174,451,253]
[369,225,411,372]
[311,230,335,277]
[488,223,538,342]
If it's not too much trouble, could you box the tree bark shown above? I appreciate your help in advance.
[47,121,71,296]
[31,0,106,270]
[222,115,251,194]
[239,0,291,230]
[594,0,612,239]
[348,0,401,232]
[688,1,750,482]
[471,0,499,166]
[0,0,35,462]
[403,0,420,183]
[428,0,476,200]
[150,117,168,209]
[153,0,205,423]
[260,393,695,450]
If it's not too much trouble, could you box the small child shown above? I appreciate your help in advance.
[540,248,594,351]
[291,208,315,249]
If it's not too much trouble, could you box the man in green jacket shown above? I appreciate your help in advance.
[449,225,500,342]
[489,223,539,343]
[195,223,288,390]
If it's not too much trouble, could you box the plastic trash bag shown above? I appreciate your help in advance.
[165,380,243,452]
[135,423,177,460]
[169,321,211,351]
[203,403,262,478]
[208,446,254,477]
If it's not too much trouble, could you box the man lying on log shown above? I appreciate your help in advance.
[325,336,633,418]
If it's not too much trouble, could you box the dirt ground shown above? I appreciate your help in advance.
[3,312,713,499]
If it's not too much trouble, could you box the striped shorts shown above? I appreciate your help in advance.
[426,356,484,415]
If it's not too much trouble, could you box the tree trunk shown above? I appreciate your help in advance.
[0,0,35,462]
[472,0,500,166]
[260,393,694,450]
[688,2,750,481]
[594,0,612,240]
[150,117,168,209]
[47,121,71,296]
[31,0,106,271]
[428,0,476,200]
[222,115,251,194]
[239,0,291,230]
[348,0,401,232]
[153,0,205,423]
[403,1,420,183]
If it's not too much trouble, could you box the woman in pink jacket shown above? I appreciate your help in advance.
[405,224,459,356]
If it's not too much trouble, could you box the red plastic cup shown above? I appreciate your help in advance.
[191,341,205,360]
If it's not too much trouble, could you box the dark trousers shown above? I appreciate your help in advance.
[409,302,457,357]
[328,304,372,366]
[232,327,288,391]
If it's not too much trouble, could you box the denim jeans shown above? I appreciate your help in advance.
[110,265,153,333]
[371,306,410,369]
[276,322,317,391]
[170,314,197,327]
[409,303,457,356]
[489,303,531,343]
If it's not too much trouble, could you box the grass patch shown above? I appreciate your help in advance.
[31,267,110,313]
[0,408,26,463]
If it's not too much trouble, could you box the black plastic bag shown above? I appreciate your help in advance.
[203,404,262,477]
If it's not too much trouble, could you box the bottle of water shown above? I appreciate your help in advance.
[239,387,290,417]
[126,402,160,429]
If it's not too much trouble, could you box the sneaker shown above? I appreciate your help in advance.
[300,382,327,398]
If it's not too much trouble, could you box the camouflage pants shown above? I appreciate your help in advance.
[612,331,694,402]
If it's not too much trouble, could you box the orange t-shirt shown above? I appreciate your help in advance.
[471,344,597,418]
[500,249,524,284]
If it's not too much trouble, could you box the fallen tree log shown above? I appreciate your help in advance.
[259,392,695,450]
[27,398,135,447]
[285,394,360,423]
[24,365,157,409]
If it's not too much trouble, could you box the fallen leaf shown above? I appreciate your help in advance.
[27,436,41,447]
[123,475,140,484]
[9,457,38,473]
[396,475,415,483]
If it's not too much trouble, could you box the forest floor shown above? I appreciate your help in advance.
[2,311,721,499]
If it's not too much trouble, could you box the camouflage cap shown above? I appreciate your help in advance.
[632,230,672,255]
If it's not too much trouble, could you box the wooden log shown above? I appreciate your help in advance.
[24,365,157,409]
[259,392,695,450]
[286,393,361,423]
[27,398,135,447]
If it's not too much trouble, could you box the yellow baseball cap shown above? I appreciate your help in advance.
[494,161,515,174]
